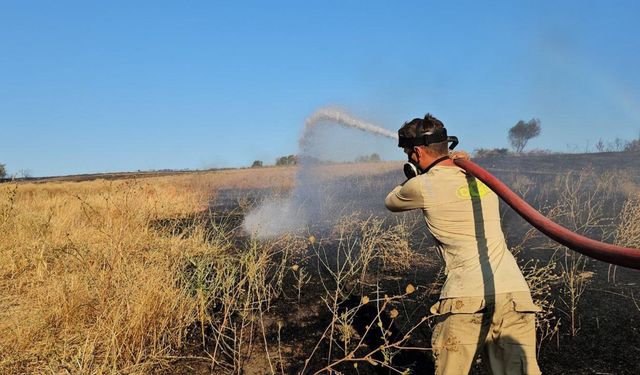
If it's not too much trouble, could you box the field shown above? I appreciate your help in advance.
[1,152,639,374]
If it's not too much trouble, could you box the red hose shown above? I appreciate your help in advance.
[453,159,640,270]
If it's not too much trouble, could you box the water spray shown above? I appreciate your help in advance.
[301,107,397,148]
[243,107,397,239]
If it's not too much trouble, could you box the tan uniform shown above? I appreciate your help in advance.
[385,165,541,375]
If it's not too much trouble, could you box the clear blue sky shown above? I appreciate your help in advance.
[1,1,639,177]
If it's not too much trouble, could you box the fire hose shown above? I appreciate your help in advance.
[452,158,640,270]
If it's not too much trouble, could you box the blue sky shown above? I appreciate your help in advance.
[1,1,639,177]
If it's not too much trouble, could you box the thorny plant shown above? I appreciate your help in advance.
[380,215,421,272]
[511,226,561,351]
[291,264,312,303]
[541,171,618,337]
[303,282,429,375]
[503,169,638,345]
[520,258,561,352]
[180,230,306,373]
[612,193,640,313]
[612,193,640,284]
[505,170,622,343]
[312,216,382,369]
[302,214,435,374]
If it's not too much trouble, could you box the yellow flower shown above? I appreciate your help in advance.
[308,235,316,244]
[405,284,415,295]
[291,264,300,272]
[361,295,369,304]
[390,309,399,319]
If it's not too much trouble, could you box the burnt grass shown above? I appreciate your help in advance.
[167,151,640,375]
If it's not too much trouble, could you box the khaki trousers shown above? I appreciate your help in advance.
[430,292,542,375]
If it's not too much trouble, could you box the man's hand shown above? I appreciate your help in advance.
[450,150,470,160]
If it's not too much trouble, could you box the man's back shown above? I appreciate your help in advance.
[385,165,530,298]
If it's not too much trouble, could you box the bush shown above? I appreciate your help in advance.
[474,148,509,158]
[355,153,382,163]
[0,164,5,179]
[275,155,297,166]
[523,149,554,155]
[624,139,640,152]
[251,160,263,168]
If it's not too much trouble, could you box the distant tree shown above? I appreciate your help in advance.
[251,160,263,168]
[275,155,298,166]
[355,153,382,163]
[595,139,605,152]
[508,119,541,153]
[0,164,5,179]
[625,139,640,152]
[611,137,626,152]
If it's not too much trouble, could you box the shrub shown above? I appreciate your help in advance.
[355,153,382,163]
[275,155,297,166]
[624,139,640,152]
[474,148,509,158]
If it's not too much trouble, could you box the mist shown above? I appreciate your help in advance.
[242,107,398,239]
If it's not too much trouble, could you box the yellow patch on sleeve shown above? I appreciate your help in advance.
[456,180,492,199]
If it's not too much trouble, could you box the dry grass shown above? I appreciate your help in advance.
[616,193,640,249]
[0,176,312,373]
[0,178,219,373]
[0,173,293,373]
[304,214,430,374]
[0,163,400,374]
[506,168,640,344]
[2,161,638,374]
[538,170,619,337]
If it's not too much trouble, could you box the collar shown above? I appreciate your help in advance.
[422,155,451,174]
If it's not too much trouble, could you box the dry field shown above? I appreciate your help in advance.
[1,156,639,374]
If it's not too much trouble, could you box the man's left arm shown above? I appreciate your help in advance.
[384,177,425,212]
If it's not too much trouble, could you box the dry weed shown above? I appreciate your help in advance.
[615,193,640,249]
[0,179,206,373]
[543,170,618,337]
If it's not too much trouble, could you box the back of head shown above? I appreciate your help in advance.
[398,114,449,156]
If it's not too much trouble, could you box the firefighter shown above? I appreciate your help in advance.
[385,114,542,375]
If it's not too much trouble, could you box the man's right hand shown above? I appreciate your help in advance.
[450,150,470,160]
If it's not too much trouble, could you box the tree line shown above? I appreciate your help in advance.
[476,119,639,157]
[251,153,383,168]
